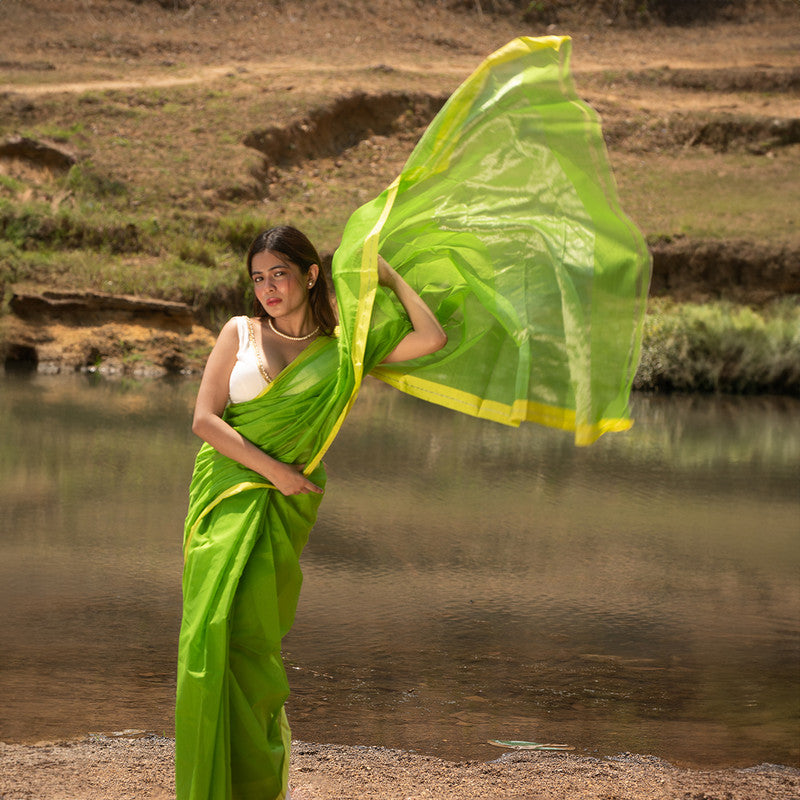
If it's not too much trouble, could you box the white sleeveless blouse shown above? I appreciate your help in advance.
[228,316,270,404]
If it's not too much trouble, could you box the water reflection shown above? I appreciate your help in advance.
[0,372,797,767]
[0,373,196,742]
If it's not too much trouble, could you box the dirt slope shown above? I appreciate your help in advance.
[0,0,798,375]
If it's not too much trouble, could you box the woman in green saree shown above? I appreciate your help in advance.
[177,33,650,800]
[176,226,446,800]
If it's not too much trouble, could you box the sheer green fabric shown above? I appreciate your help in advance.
[336,35,650,445]
[176,34,648,800]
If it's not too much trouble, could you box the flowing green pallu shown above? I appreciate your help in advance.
[336,35,650,444]
[176,35,649,800]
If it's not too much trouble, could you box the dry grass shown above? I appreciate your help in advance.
[614,148,800,244]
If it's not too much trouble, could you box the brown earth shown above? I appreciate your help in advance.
[0,0,799,374]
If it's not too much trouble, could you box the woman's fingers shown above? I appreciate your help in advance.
[274,463,323,496]
[290,479,322,496]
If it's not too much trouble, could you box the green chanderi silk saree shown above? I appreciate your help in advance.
[340,35,650,444]
[176,325,407,800]
[176,35,649,800]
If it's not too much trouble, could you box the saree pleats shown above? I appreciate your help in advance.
[177,332,405,800]
[178,481,320,800]
[177,35,649,800]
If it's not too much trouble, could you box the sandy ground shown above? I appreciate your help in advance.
[1,735,798,800]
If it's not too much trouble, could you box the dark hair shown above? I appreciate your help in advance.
[246,226,337,335]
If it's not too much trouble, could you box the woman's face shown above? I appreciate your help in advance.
[250,250,317,319]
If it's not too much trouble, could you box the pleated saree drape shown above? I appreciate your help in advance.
[176,329,407,800]
[176,35,649,800]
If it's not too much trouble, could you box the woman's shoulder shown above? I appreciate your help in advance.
[215,316,251,346]
[221,315,254,333]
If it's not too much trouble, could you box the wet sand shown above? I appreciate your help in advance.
[1,735,798,800]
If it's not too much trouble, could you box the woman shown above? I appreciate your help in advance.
[177,33,650,800]
[190,226,446,497]
[176,226,446,800]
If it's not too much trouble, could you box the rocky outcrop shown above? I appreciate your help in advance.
[2,288,214,376]
[9,289,195,331]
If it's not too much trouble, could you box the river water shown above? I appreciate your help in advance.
[0,371,798,768]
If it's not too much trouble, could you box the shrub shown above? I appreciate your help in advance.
[635,300,800,394]
[66,162,127,199]
[176,237,217,268]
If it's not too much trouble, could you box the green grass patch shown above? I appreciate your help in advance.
[215,212,269,257]
[66,162,128,199]
[0,200,144,254]
[1,244,248,319]
[25,121,86,143]
[0,174,26,196]
[174,236,218,268]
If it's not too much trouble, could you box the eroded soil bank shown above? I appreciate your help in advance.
[1,2,798,379]
[1,736,798,800]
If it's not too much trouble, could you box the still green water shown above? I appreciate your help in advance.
[0,372,798,767]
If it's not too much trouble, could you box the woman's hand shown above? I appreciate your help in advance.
[377,254,399,288]
[267,461,323,497]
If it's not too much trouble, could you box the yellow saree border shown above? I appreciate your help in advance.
[303,177,401,474]
[370,367,632,446]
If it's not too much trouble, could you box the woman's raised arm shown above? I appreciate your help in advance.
[377,255,447,363]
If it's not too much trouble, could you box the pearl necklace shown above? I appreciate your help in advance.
[268,317,319,341]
